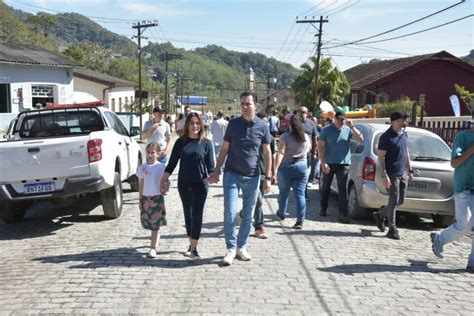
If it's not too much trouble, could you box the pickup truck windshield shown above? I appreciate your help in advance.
[15,108,105,138]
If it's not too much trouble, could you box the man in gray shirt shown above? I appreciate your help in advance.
[208,92,272,266]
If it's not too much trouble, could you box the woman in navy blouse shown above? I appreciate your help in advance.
[160,113,215,258]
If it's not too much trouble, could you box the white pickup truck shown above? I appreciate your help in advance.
[0,106,142,223]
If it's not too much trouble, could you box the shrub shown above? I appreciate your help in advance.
[372,96,424,118]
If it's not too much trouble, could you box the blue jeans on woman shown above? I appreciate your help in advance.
[223,171,260,250]
[277,161,308,221]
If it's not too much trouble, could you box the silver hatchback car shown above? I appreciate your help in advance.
[325,123,455,227]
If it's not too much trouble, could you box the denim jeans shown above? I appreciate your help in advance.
[177,181,209,240]
[223,171,260,249]
[380,174,407,228]
[159,156,169,165]
[438,190,474,260]
[277,162,308,221]
[320,164,349,215]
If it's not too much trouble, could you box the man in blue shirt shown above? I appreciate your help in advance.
[317,111,363,223]
[373,111,413,240]
[431,116,474,272]
[208,92,272,266]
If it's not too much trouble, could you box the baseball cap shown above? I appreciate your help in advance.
[335,111,345,119]
[152,106,165,113]
[390,111,408,121]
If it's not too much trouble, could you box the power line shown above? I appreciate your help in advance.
[297,0,326,17]
[326,0,360,16]
[6,0,136,22]
[320,0,351,16]
[325,0,466,49]
[353,14,473,46]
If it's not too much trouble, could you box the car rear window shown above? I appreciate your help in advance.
[15,108,105,138]
[373,131,451,161]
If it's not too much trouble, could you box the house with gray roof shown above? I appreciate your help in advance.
[73,68,136,112]
[0,42,77,113]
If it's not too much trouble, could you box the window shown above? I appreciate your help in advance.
[104,112,129,136]
[31,85,55,107]
[351,93,358,108]
[118,97,122,112]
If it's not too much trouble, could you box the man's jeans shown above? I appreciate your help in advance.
[307,153,319,183]
[277,162,308,221]
[223,171,260,250]
[438,190,474,260]
[320,164,349,215]
[380,174,407,228]
[253,180,265,229]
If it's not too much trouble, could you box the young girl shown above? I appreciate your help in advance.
[136,142,167,258]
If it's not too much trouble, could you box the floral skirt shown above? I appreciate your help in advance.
[140,195,167,230]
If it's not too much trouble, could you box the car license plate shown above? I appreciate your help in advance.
[24,182,55,194]
[409,182,428,190]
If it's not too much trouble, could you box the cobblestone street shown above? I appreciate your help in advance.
[1,176,473,315]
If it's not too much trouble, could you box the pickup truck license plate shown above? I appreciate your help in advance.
[408,182,428,190]
[24,182,55,194]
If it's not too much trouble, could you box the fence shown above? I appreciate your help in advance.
[353,116,471,146]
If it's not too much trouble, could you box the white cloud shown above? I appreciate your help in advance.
[118,2,202,17]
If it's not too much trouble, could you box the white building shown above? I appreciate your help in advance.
[73,68,136,112]
[0,42,76,114]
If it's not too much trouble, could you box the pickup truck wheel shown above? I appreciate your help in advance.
[433,214,454,228]
[102,172,123,219]
[348,185,371,219]
[128,155,142,192]
[1,200,26,223]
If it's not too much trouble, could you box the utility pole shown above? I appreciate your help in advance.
[132,21,158,139]
[297,16,328,113]
[164,52,182,113]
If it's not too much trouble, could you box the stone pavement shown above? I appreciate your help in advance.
[1,177,473,315]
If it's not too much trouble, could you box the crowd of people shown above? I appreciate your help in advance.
[137,91,474,272]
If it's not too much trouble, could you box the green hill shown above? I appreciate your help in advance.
[1,2,301,104]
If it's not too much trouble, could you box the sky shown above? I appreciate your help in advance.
[5,0,474,71]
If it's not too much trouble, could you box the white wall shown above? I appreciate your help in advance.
[108,86,135,112]
[74,77,107,102]
[0,64,73,113]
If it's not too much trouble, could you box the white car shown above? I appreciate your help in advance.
[0,106,142,222]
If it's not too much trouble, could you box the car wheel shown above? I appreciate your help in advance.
[128,155,142,192]
[432,214,454,228]
[102,172,123,219]
[1,200,26,223]
[348,185,371,219]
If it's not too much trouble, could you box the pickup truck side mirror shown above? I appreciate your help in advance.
[130,126,141,137]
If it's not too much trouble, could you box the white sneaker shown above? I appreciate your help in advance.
[223,248,236,266]
[147,248,157,258]
[237,247,251,261]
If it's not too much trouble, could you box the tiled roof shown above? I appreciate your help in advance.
[74,68,136,87]
[0,42,77,67]
[344,51,470,89]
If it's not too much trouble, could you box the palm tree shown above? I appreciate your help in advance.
[292,57,350,113]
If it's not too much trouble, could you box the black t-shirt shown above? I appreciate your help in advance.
[165,138,215,183]
[378,127,409,177]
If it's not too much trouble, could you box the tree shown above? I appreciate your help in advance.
[63,43,111,73]
[454,84,474,114]
[291,57,350,113]
[26,12,59,38]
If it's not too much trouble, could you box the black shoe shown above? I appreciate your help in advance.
[372,212,385,232]
[386,227,400,240]
[276,210,285,220]
[293,220,303,229]
[189,250,200,259]
[338,213,350,224]
[319,209,327,217]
